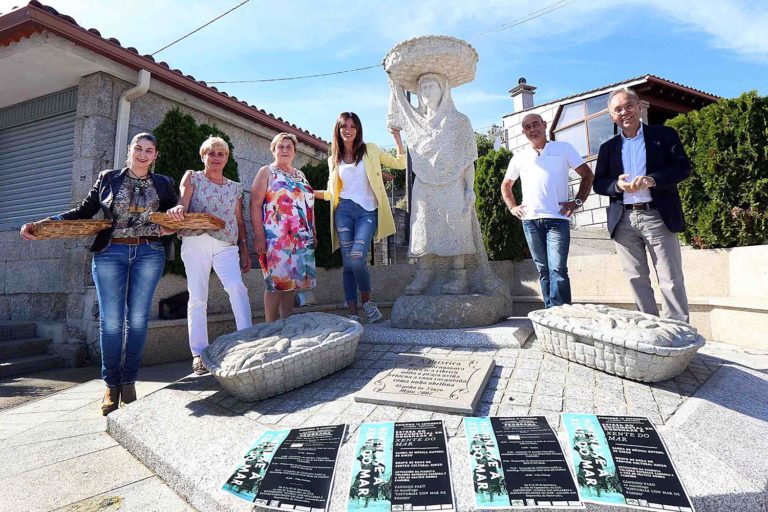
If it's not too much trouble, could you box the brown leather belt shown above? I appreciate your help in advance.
[624,202,654,211]
[110,237,159,245]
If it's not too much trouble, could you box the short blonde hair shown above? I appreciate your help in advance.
[270,132,298,153]
[199,136,230,158]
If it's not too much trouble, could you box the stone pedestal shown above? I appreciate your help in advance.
[390,292,511,329]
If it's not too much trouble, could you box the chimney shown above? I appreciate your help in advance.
[509,77,536,112]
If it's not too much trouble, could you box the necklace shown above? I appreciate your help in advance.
[127,168,149,180]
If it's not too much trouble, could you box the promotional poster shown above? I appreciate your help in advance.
[223,424,346,511]
[464,416,582,509]
[562,414,694,511]
[348,420,455,511]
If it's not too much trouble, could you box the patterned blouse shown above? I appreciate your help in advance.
[180,171,244,245]
[111,176,162,238]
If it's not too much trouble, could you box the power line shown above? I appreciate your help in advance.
[199,0,577,84]
[207,64,382,84]
[475,0,578,36]
[151,0,250,56]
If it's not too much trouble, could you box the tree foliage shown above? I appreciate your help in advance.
[153,108,240,274]
[475,132,494,159]
[473,147,529,260]
[666,91,768,249]
[301,160,342,268]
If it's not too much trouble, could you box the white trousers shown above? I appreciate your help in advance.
[181,233,252,356]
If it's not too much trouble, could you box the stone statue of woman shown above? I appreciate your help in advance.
[384,36,512,328]
[387,73,478,294]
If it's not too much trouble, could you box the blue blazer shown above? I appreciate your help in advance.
[593,123,691,237]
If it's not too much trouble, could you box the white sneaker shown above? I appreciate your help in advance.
[363,300,383,323]
[349,314,362,323]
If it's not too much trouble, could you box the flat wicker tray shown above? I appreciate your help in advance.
[33,219,112,239]
[149,212,224,230]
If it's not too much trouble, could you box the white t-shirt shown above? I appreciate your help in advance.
[504,140,585,221]
[339,160,378,211]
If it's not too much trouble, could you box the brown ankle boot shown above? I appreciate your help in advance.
[121,383,137,405]
[101,386,120,416]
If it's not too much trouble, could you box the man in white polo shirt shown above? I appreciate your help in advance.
[501,113,593,307]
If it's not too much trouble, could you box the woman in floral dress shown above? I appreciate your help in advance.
[250,132,316,321]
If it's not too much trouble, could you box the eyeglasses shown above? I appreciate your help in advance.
[610,102,639,115]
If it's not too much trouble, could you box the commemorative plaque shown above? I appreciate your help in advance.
[354,354,495,414]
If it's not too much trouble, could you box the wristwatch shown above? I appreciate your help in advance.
[574,198,583,207]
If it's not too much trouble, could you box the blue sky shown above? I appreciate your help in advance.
[3,0,766,148]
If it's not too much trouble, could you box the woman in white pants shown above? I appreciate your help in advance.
[167,136,252,375]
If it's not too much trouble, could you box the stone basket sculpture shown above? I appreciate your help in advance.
[202,312,362,401]
[528,304,705,382]
[383,35,478,92]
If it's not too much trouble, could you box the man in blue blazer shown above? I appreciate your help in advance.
[593,89,691,322]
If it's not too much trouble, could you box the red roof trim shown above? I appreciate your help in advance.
[0,1,328,152]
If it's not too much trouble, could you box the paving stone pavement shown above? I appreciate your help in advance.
[2,334,764,512]
[0,362,194,512]
[195,335,724,435]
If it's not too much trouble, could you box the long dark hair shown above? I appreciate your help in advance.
[331,112,367,165]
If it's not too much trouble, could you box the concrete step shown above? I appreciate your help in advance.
[0,337,52,360]
[0,322,37,341]
[0,354,62,379]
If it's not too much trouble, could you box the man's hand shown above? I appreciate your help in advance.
[631,175,656,189]
[617,174,639,193]
[509,205,526,220]
[559,201,580,218]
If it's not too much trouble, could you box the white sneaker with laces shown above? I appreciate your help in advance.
[363,300,383,323]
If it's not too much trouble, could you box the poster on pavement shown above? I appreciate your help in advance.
[463,416,582,509]
[562,414,694,512]
[347,420,455,511]
[223,424,346,511]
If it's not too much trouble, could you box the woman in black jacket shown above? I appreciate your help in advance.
[21,132,180,415]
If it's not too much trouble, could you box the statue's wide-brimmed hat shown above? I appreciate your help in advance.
[383,35,478,92]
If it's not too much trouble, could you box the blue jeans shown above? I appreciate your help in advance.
[523,219,571,308]
[92,241,165,387]
[335,199,377,303]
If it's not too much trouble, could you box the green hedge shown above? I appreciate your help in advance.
[473,147,529,260]
[301,160,342,268]
[153,108,240,275]
[666,91,768,249]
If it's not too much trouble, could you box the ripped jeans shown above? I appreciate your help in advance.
[335,198,378,303]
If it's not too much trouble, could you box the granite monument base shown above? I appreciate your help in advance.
[390,293,515,329]
[361,317,533,348]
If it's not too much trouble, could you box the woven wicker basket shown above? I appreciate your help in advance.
[202,313,362,402]
[529,304,705,383]
[33,219,112,239]
[383,35,478,92]
[149,212,224,230]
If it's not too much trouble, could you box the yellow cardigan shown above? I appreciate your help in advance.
[322,143,407,252]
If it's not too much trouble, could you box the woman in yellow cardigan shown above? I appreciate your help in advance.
[315,112,406,322]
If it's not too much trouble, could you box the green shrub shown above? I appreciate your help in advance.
[473,147,529,260]
[153,108,240,274]
[301,160,342,268]
[475,132,494,158]
[666,91,768,248]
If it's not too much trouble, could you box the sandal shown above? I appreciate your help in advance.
[192,355,209,376]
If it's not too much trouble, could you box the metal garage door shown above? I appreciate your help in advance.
[0,88,77,229]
